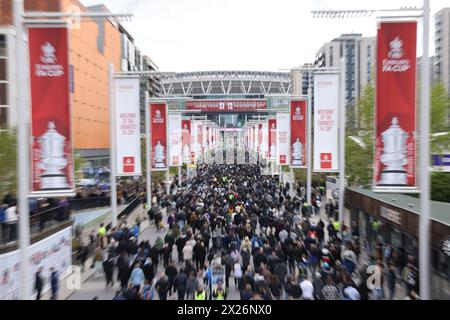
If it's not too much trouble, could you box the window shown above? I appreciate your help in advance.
[0,35,6,56]
[0,83,6,105]
[0,106,7,127]
[0,59,6,81]
[329,46,334,66]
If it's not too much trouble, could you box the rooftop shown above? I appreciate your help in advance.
[347,187,450,226]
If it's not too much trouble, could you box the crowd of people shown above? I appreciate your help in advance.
[80,162,420,301]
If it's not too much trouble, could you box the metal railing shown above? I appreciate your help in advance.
[69,196,111,212]
[1,204,71,245]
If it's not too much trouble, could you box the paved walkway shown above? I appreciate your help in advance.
[72,204,128,228]
[63,199,407,300]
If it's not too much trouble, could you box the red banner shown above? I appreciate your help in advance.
[268,119,277,160]
[182,120,191,164]
[374,21,417,190]
[29,26,74,194]
[186,100,266,112]
[290,100,307,168]
[150,103,168,170]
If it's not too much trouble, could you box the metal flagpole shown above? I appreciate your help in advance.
[145,92,152,210]
[419,0,431,300]
[109,64,118,228]
[178,166,182,186]
[14,0,31,300]
[307,87,313,206]
[338,58,346,238]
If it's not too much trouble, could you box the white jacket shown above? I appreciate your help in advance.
[183,245,193,261]
[4,206,18,224]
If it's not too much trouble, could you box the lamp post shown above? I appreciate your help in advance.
[311,2,431,299]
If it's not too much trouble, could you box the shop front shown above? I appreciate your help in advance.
[345,187,450,299]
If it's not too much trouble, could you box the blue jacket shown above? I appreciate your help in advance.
[50,272,59,292]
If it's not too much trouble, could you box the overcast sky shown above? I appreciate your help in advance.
[80,0,448,72]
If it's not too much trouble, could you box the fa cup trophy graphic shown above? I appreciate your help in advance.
[39,122,69,190]
[291,138,303,166]
[379,117,409,186]
[154,140,166,168]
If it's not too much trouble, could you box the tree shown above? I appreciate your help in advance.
[0,130,17,196]
[345,84,375,187]
[431,172,450,202]
[430,82,450,154]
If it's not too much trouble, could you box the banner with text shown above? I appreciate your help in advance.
[314,73,339,172]
[268,119,277,161]
[29,26,74,195]
[262,122,269,159]
[276,113,290,165]
[169,114,182,167]
[114,78,141,176]
[290,100,307,168]
[182,120,192,164]
[186,100,266,112]
[374,21,418,191]
[150,103,168,171]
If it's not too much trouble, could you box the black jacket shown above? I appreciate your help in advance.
[173,272,188,290]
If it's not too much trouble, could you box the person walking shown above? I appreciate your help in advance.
[93,246,104,279]
[34,267,44,300]
[103,256,115,288]
[49,267,59,300]
[387,262,397,300]
[173,268,188,300]
[155,272,170,300]
[194,285,206,300]
[129,262,145,291]
[212,282,227,300]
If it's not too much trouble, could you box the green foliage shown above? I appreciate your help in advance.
[430,172,450,202]
[430,82,449,134]
[73,151,87,174]
[0,130,17,196]
[430,82,450,154]
[345,84,375,187]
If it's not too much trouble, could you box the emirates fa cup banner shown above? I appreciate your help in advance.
[276,113,290,165]
[150,103,168,171]
[114,78,141,176]
[258,124,263,154]
[191,121,201,163]
[262,122,268,159]
[182,120,192,164]
[28,26,74,195]
[314,73,339,172]
[374,21,418,191]
[198,124,204,153]
[168,114,182,167]
[290,100,307,168]
[268,119,277,161]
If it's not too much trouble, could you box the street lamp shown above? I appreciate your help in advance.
[311,1,431,300]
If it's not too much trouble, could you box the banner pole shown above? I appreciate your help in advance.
[14,0,31,300]
[145,92,152,210]
[338,58,346,239]
[307,87,313,206]
[109,63,118,228]
[419,0,431,300]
